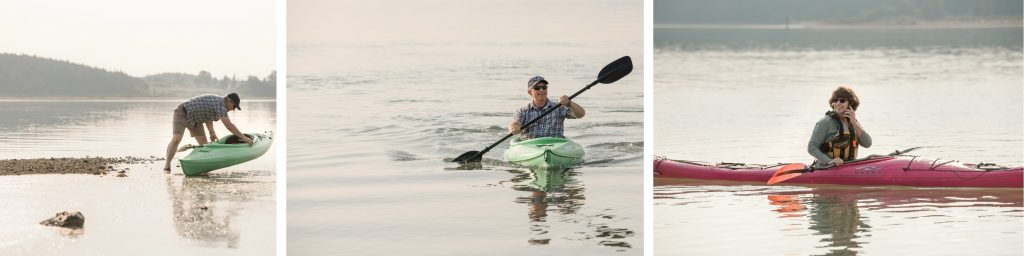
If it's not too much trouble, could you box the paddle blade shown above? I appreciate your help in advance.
[452,151,482,163]
[767,163,808,185]
[597,56,633,84]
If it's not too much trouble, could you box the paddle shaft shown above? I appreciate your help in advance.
[462,81,599,162]
[775,147,921,178]
[452,56,632,163]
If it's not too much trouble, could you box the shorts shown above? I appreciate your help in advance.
[172,104,206,137]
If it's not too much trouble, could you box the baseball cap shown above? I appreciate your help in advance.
[226,93,242,110]
[527,76,548,88]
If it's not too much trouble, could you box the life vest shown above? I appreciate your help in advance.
[818,111,858,161]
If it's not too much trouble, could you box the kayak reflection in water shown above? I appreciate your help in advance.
[508,76,586,139]
[166,176,241,248]
[808,86,872,167]
[164,93,253,172]
[509,167,635,248]
[510,168,585,245]
[767,191,868,255]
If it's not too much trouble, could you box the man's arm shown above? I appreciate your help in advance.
[205,121,218,142]
[220,116,253,145]
[559,95,585,118]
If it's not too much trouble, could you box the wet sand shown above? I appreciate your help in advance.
[0,163,276,255]
[0,156,159,176]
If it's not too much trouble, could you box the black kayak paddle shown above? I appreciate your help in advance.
[451,56,634,164]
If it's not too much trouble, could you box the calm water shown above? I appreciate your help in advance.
[288,0,642,254]
[0,100,277,255]
[654,27,1023,255]
[288,1,642,252]
[655,182,1023,255]
[287,51,643,255]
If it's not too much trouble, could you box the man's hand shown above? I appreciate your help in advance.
[508,121,521,134]
[558,95,571,106]
[241,136,254,146]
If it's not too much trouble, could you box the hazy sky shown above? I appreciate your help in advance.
[287,0,642,75]
[0,0,275,77]
[289,0,640,45]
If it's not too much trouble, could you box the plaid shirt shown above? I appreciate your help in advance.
[513,99,576,140]
[182,94,229,128]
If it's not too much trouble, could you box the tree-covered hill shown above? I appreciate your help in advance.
[0,53,148,97]
[0,53,276,98]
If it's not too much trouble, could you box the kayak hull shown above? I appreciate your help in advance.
[654,155,1023,188]
[504,137,584,169]
[180,132,273,176]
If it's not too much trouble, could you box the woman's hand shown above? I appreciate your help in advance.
[828,157,844,166]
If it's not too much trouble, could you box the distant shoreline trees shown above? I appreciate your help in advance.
[0,53,276,98]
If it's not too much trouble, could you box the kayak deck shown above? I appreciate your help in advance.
[504,137,584,169]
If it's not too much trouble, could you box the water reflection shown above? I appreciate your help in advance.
[0,100,276,159]
[509,167,584,245]
[505,167,636,249]
[0,101,135,133]
[51,226,86,239]
[767,187,1024,255]
[165,173,273,248]
[805,193,868,256]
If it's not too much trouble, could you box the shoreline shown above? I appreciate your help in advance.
[0,97,277,101]
[0,156,161,176]
[655,18,1024,30]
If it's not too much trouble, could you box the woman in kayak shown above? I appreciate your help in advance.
[808,86,872,167]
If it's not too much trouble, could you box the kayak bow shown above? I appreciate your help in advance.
[504,137,584,169]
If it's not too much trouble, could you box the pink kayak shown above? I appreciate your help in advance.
[654,154,1023,188]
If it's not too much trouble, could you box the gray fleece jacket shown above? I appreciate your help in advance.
[807,113,872,166]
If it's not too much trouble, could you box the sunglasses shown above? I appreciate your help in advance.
[831,98,848,104]
[531,85,548,91]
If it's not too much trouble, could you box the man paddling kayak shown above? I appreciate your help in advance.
[808,86,872,167]
[164,93,252,172]
[508,76,586,139]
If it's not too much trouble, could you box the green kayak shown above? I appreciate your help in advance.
[503,137,584,169]
[180,132,273,176]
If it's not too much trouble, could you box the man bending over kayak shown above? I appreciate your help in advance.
[508,76,585,139]
[164,93,253,172]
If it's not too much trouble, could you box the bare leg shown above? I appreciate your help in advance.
[165,133,184,171]
[194,135,209,146]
